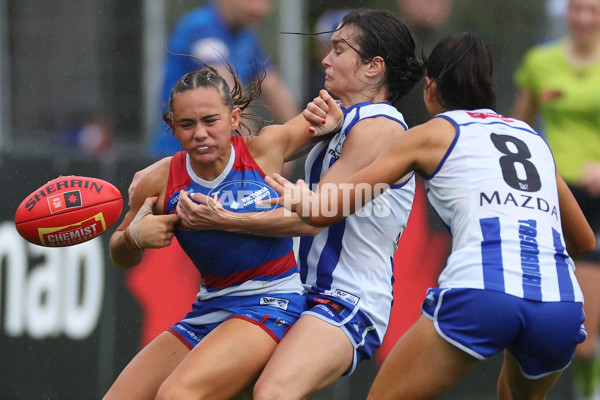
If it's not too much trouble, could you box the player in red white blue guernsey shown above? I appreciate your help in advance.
[268,33,597,400]
[104,65,337,400]
[164,135,302,331]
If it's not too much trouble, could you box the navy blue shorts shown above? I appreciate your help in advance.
[169,292,306,349]
[304,293,381,376]
[422,287,587,378]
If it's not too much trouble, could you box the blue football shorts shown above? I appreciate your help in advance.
[422,287,587,378]
[169,292,306,349]
[304,293,381,376]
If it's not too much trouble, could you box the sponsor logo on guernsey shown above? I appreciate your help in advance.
[479,191,559,221]
[327,135,345,160]
[204,180,278,219]
[170,188,196,206]
[466,111,514,122]
[260,297,289,310]
[519,219,541,286]
[210,181,272,209]
[330,289,360,306]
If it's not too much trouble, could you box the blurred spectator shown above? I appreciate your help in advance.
[396,0,453,128]
[148,0,299,158]
[547,0,570,39]
[512,0,600,398]
[58,111,115,157]
[397,0,452,42]
[313,9,352,57]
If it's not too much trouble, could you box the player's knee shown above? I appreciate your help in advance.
[252,382,274,400]
[155,381,175,400]
[155,378,192,400]
[253,379,291,400]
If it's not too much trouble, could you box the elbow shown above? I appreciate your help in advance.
[581,228,597,255]
[110,255,134,271]
[109,248,142,271]
[569,235,597,259]
[584,235,598,255]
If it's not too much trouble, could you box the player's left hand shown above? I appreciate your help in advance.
[176,190,234,230]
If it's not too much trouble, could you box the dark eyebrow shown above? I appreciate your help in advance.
[175,113,220,124]
[331,37,346,46]
[331,36,364,59]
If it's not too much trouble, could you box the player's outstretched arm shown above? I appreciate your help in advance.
[249,89,343,174]
[177,189,322,237]
[556,171,596,257]
[263,119,451,227]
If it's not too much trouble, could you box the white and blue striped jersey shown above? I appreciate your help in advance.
[425,109,583,302]
[300,101,416,340]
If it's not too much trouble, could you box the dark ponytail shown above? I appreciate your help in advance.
[424,32,495,110]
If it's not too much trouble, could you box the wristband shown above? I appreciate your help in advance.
[122,227,141,250]
[332,116,343,132]
[127,199,154,249]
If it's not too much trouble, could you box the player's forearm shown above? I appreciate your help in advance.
[220,208,322,237]
[109,230,143,270]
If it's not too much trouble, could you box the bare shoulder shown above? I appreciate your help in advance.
[351,116,405,139]
[343,116,406,158]
[145,156,171,186]
[245,125,288,174]
[408,117,455,144]
[246,125,286,155]
[404,117,456,176]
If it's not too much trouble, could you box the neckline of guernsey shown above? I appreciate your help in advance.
[185,144,236,188]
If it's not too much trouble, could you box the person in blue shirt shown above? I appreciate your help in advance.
[149,0,299,158]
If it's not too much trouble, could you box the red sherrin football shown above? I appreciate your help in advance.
[14,175,123,247]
